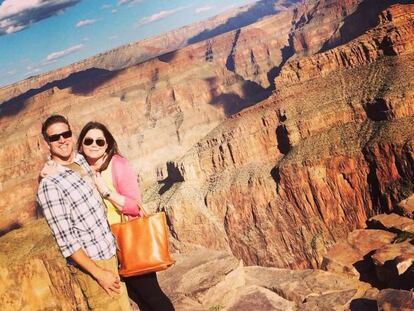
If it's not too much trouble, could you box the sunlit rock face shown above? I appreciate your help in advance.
[1,0,414,274]
[146,3,414,269]
[0,0,363,234]
[2,199,413,310]
[0,219,88,311]
[0,221,375,311]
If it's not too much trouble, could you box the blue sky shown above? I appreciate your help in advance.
[0,0,258,88]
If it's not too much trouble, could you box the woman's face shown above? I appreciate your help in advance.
[81,129,107,162]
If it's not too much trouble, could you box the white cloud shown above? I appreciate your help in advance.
[0,0,80,35]
[0,68,17,80]
[28,68,41,75]
[45,44,85,61]
[220,0,259,13]
[76,19,97,28]
[112,9,118,14]
[118,0,142,6]
[41,59,59,66]
[136,6,190,27]
[0,0,40,18]
[101,4,112,10]
[4,23,24,33]
[195,5,213,14]
[26,65,41,74]
[224,4,237,10]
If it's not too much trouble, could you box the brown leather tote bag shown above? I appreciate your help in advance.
[110,208,175,277]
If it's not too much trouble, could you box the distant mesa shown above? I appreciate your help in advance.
[0,0,298,105]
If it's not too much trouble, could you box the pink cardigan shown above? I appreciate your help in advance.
[111,154,142,217]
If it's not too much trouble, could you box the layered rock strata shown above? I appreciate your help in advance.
[1,0,414,274]
[1,0,372,104]
[0,0,370,236]
[2,1,414,310]
[2,201,413,310]
[140,3,414,269]
[0,0,301,104]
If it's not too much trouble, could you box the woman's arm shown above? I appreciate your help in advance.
[94,172,127,210]
[97,156,142,216]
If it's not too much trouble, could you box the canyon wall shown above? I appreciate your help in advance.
[144,3,414,269]
[0,0,291,232]
[1,0,413,272]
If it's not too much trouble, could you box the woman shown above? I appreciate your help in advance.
[77,121,175,311]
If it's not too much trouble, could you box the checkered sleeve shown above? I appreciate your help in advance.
[37,178,82,258]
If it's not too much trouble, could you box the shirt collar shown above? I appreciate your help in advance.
[46,153,88,173]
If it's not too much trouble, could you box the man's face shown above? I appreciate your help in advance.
[45,122,74,164]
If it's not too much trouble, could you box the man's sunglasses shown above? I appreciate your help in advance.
[47,130,72,142]
[83,138,106,147]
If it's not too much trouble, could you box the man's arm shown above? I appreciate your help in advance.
[37,179,82,257]
[37,179,120,295]
[70,248,120,296]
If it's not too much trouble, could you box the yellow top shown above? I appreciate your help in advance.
[101,162,122,225]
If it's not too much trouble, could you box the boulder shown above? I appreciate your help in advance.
[396,194,414,219]
[377,289,414,311]
[244,266,372,309]
[372,241,414,289]
[158,249,242,310]
[368,214,414,234]
[225,286,295,311]
[321,229,395,277]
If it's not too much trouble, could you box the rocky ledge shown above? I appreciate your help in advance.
[2,194,414,310]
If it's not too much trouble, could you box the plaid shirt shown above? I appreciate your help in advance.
[37,153,116,260]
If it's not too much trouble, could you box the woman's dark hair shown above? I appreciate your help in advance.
[77,121,120,172]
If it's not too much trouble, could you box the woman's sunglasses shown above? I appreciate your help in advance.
[47,130,72,142]
[83,137,106,147]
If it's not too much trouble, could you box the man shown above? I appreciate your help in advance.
[36,115,131,310]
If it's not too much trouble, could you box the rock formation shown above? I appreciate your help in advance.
[322,195,414,310]
[1,0,414,309]
[0,0,370,238]
[2,200,413,310]
[145,2,414,269]
[0,0,299,105]
[0,219,88,311]
[1,0,414,270]
[0,218,378,310]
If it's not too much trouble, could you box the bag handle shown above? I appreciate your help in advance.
[139,203,149,217]
[120,202,149,223]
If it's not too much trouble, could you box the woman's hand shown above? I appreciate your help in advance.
[93,172,111,196]
[94,172,127,212]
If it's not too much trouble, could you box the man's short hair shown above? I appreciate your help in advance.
[41,115,70,140]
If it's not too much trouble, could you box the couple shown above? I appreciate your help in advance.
[37,115,174,311]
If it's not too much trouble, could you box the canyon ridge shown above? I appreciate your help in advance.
[1,0,414,310]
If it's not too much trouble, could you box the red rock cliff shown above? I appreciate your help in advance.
[1,1,412,271]
[144,3,414,268]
